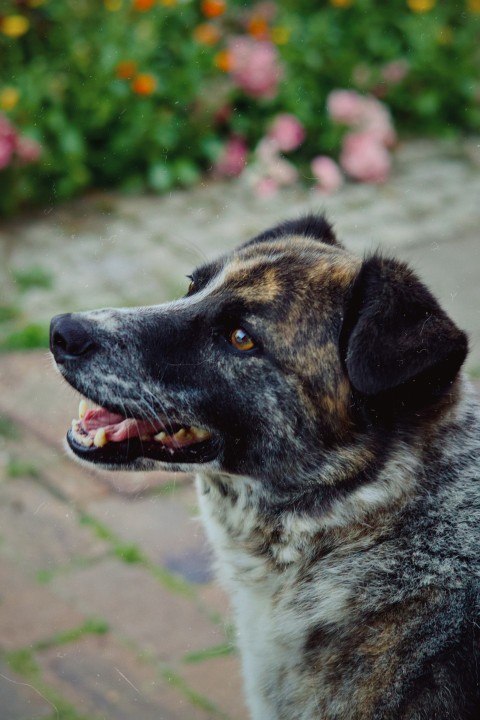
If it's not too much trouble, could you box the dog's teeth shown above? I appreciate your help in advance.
[154,431,167,443]
[175,428,187,440]
[71,420,93,447]
[191,426,210,441]
[93,428,108,448]
[78,400,88,420]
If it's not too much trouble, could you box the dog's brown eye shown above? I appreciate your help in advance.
[230,328,255,352]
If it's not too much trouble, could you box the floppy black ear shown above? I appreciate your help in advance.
[246,213,339,247]
[341,255,468,403]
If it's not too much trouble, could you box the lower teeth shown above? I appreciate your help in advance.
[71,410,210,450]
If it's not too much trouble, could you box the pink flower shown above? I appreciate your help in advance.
[0,114,17,170]
[268,114,305,153]
[250,1,277,21]
[15,136,42,165]
[0,114,42,170]
[359,98,397,147]
[0,137,14,170]
[327,90,396,147]
[327,90,367,126]
[253,137,298,187]
[340,132,391,184]
[311,156,343,193]
[214,136,248,177]
[228,37,283,99]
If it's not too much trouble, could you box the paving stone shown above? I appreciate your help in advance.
[50,558,224,663]
[197,583,233,626]
[37,634,212,720]
[86,493,214,583]
[179,654,249,720]
[0,424,110,506]
[0,352,73,444]
[0,479,107,576]
[0,660,53,720]
[0,558,85,651]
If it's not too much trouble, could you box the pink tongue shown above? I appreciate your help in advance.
[81,408,164,442]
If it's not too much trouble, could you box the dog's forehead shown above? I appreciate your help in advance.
[212,235,361,302]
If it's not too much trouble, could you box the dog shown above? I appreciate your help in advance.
[50,215,480,719]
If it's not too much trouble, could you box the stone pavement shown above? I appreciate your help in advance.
[0,138,479,719]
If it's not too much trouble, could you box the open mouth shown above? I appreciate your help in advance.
[67,400,219,466]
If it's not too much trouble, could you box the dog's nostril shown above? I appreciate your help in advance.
[50,313,97,363]
[52,330,68,352]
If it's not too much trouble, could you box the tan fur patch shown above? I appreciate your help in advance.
[229,266,282,304]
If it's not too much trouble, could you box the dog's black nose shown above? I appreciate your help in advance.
[50,313,96,363]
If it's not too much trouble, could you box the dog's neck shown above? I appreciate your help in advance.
[197,386,474,578]
[196,444,418,579]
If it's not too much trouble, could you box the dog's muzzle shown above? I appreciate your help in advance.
[49,313,220,468]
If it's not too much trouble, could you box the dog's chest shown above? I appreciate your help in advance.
[196,474,355,719]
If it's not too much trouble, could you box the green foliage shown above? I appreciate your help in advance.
[34,618,110,650]
[277,0,480,145]
[0,305,20,323]
[6,456,41,479]
[183,642,236,663]
[114,543,143,563]
[0,414,20,439]
[13,265,54,292]
[0,0,478,214]
[0,322,50,351]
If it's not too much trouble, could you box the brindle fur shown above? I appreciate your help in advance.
[50,215,480,719]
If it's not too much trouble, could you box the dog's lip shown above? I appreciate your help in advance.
[66,398,220,465]
[66,427,221,465]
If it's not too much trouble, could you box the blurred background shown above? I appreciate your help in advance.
[1,0,480,212]
[0,1,479,719]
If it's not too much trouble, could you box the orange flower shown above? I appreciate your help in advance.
[0,87,20,111]
[193,23,221,46]
[247,16,269,40]
[116,60,138,79]
[329,0,353,6]
[468,0,480,11]
[132,0,155,9]
[201,0,226,19]
[407,0,436,11]
[132,73,157,95]
[1,15,30,37]
[214,49,232,72]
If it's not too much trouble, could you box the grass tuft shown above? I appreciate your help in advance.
[13,266,54,292]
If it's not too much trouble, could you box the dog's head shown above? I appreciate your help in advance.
[50,215,467,492]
